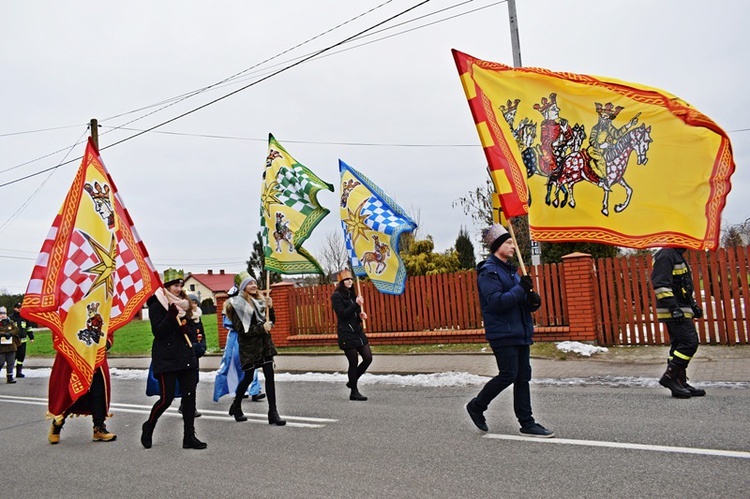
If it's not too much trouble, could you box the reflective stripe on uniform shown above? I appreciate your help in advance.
[672,263,689,275]
[673,350,692,361]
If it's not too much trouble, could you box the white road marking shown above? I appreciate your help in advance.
[484,433,750,459]
[0,395,335,428]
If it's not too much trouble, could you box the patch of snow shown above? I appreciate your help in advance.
[556,341,608,357]
[17,368,749,389]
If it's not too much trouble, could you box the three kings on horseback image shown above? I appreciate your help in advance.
[500,92,652,217]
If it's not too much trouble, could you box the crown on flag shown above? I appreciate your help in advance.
[500,98,520,116]
[595,102,624,119]
[83,181,111,201]
[533,93,558,115]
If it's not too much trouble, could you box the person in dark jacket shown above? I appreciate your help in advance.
[651,247,705,398]
[226,272,285,426]
[141,269,207,450]
[465,224,554,438]
[331,269,371,401]
[0,306,20,384]
[10,302,33,379]
[178,294,206,417]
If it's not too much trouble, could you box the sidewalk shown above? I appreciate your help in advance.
[25,345,750,382]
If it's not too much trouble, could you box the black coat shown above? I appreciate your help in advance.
[226,300,277,371]
[147,295,198,375]
[331,289,368,350]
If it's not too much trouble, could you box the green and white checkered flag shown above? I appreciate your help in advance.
[260,134,334,275]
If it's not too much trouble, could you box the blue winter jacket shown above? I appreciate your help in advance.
[476,255,540,347]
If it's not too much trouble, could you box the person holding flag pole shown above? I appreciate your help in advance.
[22,126,161,446]
[331,269,371,401]
[141,269,207,450]
[466,222,553,437]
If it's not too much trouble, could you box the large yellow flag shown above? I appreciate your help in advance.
[339,160,417,295]
[22,138,160,415]
[260,134,334,275]
[453,49,735,250]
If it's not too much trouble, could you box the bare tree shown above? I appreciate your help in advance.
[318,230,350,282]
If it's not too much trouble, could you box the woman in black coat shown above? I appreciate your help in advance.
[331,269,371,401]
[141,269,206,450]
[225,272,285,426]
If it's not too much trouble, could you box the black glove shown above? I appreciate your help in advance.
[670,308,685,321]
[167,303,179,319]
[527,291,542,308]
[179,322,191,336]
[519,275,534,293]
[691,304,703,319]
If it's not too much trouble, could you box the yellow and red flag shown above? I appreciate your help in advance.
[453,49,735,250]
[22,138,160,416]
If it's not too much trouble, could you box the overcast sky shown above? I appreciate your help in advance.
[1,0,747,293]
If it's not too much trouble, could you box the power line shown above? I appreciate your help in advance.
[0,0,437,188]
[0,128,89,234]
[99,125,478,147]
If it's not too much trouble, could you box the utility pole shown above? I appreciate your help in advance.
[89,118,99,149]
[507,0,522,68]
[506,0,541,266]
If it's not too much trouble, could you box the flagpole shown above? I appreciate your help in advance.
[507,221,528,276]
[355,275,367,330]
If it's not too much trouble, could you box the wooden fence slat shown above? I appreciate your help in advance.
[694,250,713,343]
[727,247,743,345]
[738,247,750,344]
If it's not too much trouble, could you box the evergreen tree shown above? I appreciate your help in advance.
[401,236,460,276]
[246,231,281,289]
[455,226,476,270]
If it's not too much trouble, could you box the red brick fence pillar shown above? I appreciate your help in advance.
[561,252,599,342]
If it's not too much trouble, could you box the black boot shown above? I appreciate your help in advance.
[349,384,367,401]
[6,375,15,384]
[678,366,706,397]
[16,365,24,378]
[183,431,207,450]
[141,421,154,449]
[179,402,201,418]
[229,400,247,422]
[268,408,286,426]
[659,362,691,398]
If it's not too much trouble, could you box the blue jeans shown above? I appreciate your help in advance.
[474,344,534,427]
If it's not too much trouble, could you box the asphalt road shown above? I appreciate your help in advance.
[1,375,748,498]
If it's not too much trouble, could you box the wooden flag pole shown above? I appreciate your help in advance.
[355,275,367,330]
[507,220,528,276]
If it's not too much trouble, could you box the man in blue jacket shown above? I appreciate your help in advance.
[466,224,554,437]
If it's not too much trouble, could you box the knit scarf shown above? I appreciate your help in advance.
[230,292,266,333]
[154,287,190,318]
[191,305,203,323]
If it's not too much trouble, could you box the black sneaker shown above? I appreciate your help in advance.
[466,398,488,432]
[251,393,266,402]
[519,423,555,438]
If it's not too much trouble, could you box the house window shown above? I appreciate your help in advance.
[189,284,195,291]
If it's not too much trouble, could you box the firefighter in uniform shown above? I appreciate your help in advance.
[10,303,34,379]
[651,247,706,398]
